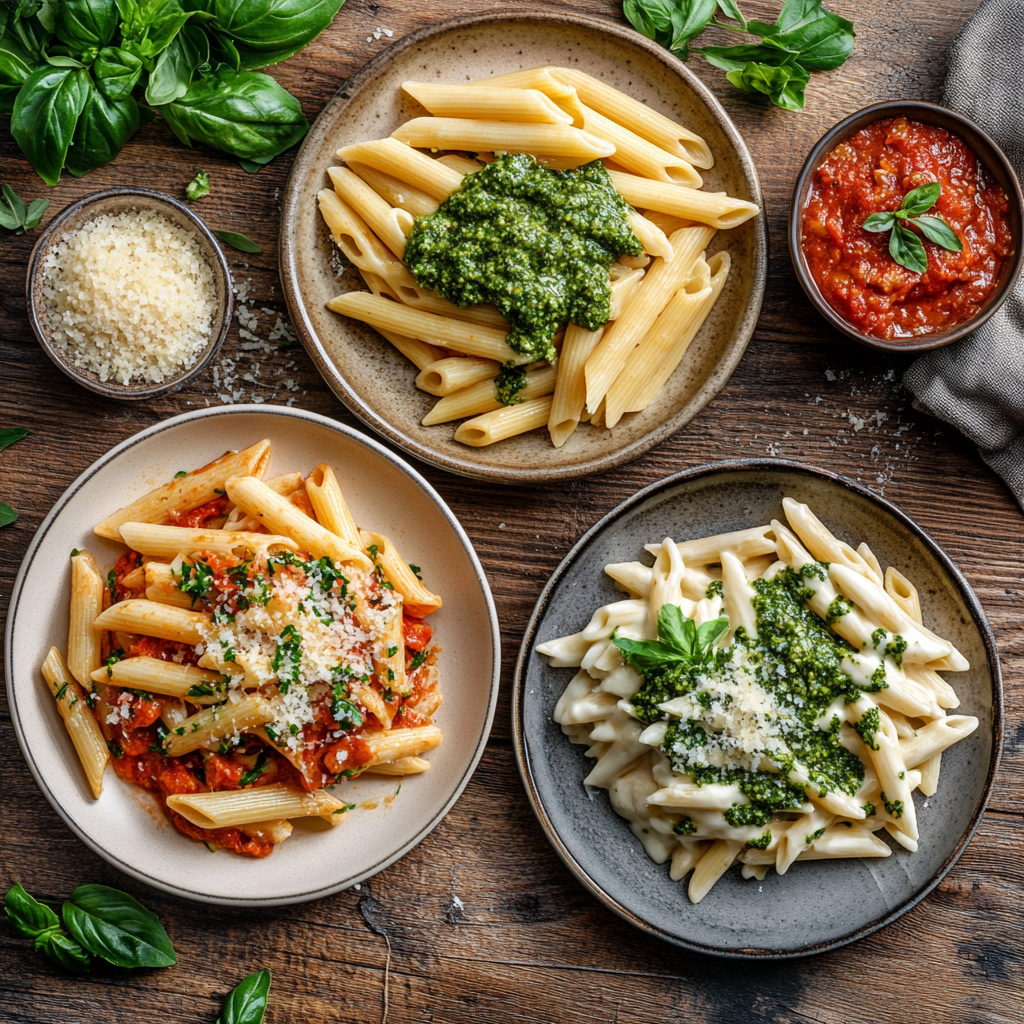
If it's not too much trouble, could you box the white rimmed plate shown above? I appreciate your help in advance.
[5,406,500,906]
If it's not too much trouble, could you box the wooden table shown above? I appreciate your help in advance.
[2,2,1020,1020]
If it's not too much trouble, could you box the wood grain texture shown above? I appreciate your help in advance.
[2,0,1022,1020]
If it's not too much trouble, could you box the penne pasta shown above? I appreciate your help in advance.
[167,783,346,829]
[548,325,605,448]
[402,81,574,124]
[68,550,104,689]
[608,169,759,229]
[162,696,276,757]
[454,395,555,446]
[305,464,362,550]
[337,138,465,200]
[363,724,442,766]
[95,599,209,645]
[119,522,298,561]
[317,187,407,281]
[362,531,442,618]
[347,160,439,218]
[328,165,414,258]
[423,366,557,424]
[92,656,229,704]
[415,356,502,397]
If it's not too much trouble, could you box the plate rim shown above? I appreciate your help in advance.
[512,457,1003,958]
[5,404,502,907]
[279,7,769,484]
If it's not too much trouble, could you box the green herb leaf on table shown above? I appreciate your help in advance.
[4,884,93,973]
[217,968,272,1024]
[61,884,176,968]
[65,86,141,177]
[210,0,346,70]
[186,169,210,201]
[145,22,209,106]
[863,181,963,274]
[54,0,118,55]
[117,0,194,63]
[0,427,27,528]
[93,46,144,101]
[215,229,261,253]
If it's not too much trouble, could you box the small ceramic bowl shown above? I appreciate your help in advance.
[789,101,1024,354]
[26,187,233,400]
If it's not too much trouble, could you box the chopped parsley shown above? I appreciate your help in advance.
[388,645,398,658]
[272,625,301,692]
[331,684,364,730]
[239,750,269,787]
[107,740,124,758]
[105,649,125,678]
[54,681,69,701]
[178,559,214,604]
[187,682,220,699]
[409,651,427,672]
[106,568,117,602]
[174,470,188,479]
[409,564,422,580]
[220,640,237,662]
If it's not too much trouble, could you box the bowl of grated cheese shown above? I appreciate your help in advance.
[26,188,233,400]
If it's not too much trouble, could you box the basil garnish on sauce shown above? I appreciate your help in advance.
[863,181,963,275]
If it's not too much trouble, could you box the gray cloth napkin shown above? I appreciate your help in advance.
[903,0,1024,509]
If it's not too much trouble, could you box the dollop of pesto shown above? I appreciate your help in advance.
[494,363,527,406]
[403,153,642,363]
[630,564,873,829]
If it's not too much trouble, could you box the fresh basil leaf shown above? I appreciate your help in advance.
[0,503,17,527]
[62,884,176,968]
[0,428,29,452]
[715,0,746,25]
[623,0,674,46]
[206,26,241,70]
[65,82,140,177]
[889,222,927,275]
[186,168,210,200]
[656,603,695,656]
[11,64,90,185]
[54,0,117,53]
[668,0,717,59]
[39,930,94,972]
[45,54,86,67]
[117,0,193,61]
[862,211,896,232]
[214,230,261,253]
[93,46,143,101]
[1,184,27,228]
[4,883,60,939]
[0,29,47,115]
[898,181,941,217]
[145,22,208,105]
[217,968,271,1024]
[914,215,963,252]
[611,635,685,673]
[25,197,49,228]
[161,67,307,162]
[770,0,854,71]
[207,0,345,69]
[238,158,265,173]
[238,750,268,787]
[726,60,809,110]
[695,616,729,651]
[699,37,799,73]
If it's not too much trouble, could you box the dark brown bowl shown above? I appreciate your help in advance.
[789,100,1024,354]
[26,188,233,400]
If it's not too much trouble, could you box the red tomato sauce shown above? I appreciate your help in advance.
[801,117,1012,339]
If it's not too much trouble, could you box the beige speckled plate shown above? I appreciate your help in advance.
[5,407,500,905]
[280,10,768,483]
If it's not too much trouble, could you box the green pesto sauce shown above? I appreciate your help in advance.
[746,830,772,849]
[805,826,827,844]
[705,580,724,599]
[854,707,881,750]
[881,791,904,819]
[494,363,527,405]
[672,816,698,836]
[631,564,873,830]
[403,153,642,363]
[825,595,853,625]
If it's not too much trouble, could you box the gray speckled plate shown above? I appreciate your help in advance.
[513,460,1001,957]
[280,10,767,483]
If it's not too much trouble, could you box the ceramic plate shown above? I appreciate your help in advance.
[280,10,768,483]
[513,461,1001,957]
[6,407,500,906]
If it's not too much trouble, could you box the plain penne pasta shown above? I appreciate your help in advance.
[435,153,485,175]
[415,356,501,396]
[899,715,979,768]
[41,647,108,799]
[402,81,574,124]
[363,724,442,766]
[327,292,524,363]
[454,395,555,446]
[584,226,716,414]
[423,365,557,424]
[376,327,443,370]
[144,562,193,607]
[68,550,104,689]
[93,440,270,541]
[328,165,414,258]
[95,599,210,645]
[548,324,605,448]
[608,169,759,229]
[469,67,587,126]
[391,117,616,161]
[347,160,439,218]
[225,475,371,571]
[92,656,228,704]
[885,566,923,624]
[337,137,465,200]
[166,783,346,828]
[689,840,742,904]
[317,187,407,281]
[628,210,674,261]
[549,67,714,168]
[305,464,362,549]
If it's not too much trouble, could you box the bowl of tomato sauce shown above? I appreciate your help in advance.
[790,101,1023,352]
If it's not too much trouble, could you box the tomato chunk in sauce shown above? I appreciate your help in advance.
[801,117,1012,339]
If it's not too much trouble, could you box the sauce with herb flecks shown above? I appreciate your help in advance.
[801,117,1012,339]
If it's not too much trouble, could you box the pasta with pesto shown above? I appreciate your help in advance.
[536,497,977,902]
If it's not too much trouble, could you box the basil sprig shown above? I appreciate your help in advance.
[613,604,728,674]
[0,183,48,232]
[4,882,175,972]
[0,426,28,528]
[622,0,855,111]
[218,969,272,1024]
[0,0,345,184]
[862,181,963,275]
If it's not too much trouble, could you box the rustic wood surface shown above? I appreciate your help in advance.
[2,1,1021,1021]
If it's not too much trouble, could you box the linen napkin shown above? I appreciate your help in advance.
[902,0,1024,510]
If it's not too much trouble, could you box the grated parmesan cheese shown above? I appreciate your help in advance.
[42,207,217,385]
